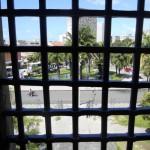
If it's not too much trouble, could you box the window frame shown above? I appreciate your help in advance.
[0,0,150,150]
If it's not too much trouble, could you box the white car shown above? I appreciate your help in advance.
[19,69,28,78]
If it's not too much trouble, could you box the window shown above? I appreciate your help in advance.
[0,0,150,150]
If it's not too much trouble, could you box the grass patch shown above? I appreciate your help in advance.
[48,68,71,80]
[116,142,126,150]
[114,116,128,126]
[114,115,150,128]
[109,71,131,81]
[135,116,150,128]
[133,141,150,150]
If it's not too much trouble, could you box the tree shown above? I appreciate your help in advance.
[111,53,132,75]
[13,117,42,150]
[111,37,134,47]
[142,33,150,48]
[79,26,97,79]
[111,38,133,75]
[140,33,150,82]
[27,53,41,62]
[121,38,134,47]
[92,53,103,79]
[111,39,123,47]
[79,53,90,79]
[141,54,150,82]
[65,26,103,79]
[64,32,72,46]
[140,92,150,130]
[141,92,150,107]
[79,25,96,46]
[48,53,65,79]
[64,53,72,78]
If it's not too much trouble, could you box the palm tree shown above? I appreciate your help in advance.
[121,37,134,47]
[64,53,72,77]
[79,25,96,46]
[64,32,72,46]
[141,54,150,82]
[48,53,64,79]
[111,38,133,75]
[142,33,150,48]
[79,53,89,79]
[111,37,134,47]
[65,26,99,79]
[27,53,41,62]
[140,33,150,82]
[111,53,132,75]
[92,53,103,79]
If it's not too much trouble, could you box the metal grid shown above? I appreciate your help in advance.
[0,0,150,150]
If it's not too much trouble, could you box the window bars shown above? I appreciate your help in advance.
[0,0,150,150]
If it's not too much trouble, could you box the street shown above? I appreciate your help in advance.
[9,86,147,108]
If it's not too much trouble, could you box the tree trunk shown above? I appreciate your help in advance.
[69,60,72,78]
[56,54,60,79]
[0,16,15,150]
[115,66,118,75]
[118,68,121,75]
[88,55,91,78]
[147,76,149,82]
[80,61,84,80]
[86,62,89,79]
[98,64,102,80]
[148,77,150,92]
[57,63,60,79]
[88,57,91,78]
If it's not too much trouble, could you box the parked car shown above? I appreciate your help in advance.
[6,66,13,78]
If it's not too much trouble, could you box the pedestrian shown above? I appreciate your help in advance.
[29,88,32,96]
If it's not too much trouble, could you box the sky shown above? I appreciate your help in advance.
[1,0,150,44]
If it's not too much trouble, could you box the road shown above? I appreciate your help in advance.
[9,86,148,107]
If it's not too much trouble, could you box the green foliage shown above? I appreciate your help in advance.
[64,32,72,46]
[26,142,41,150]
[135,116,150,128]
[133,141,150,150]
[140,33,150,81]
[65,26,104,79]
[65,25,98,47]
[55,116,61,121]
[111,38,134,75]
[79,53,103,79]
[23,117,42,135]
[48,53,65,79]
[116,142,126,150]
[111,37,134,47]
[13,117,42,149]
[141,92,150,107]
[79,25,96,46]
[27,53,41,62]
[142,33,150,47]
[48,53,65,65]
[32,66,41,74]
[110,73,123,80]
[140,92,150,122]
[111,53,132,75]
[141,54,150,82]
[114,116,128,126]
[115,115,150,128]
